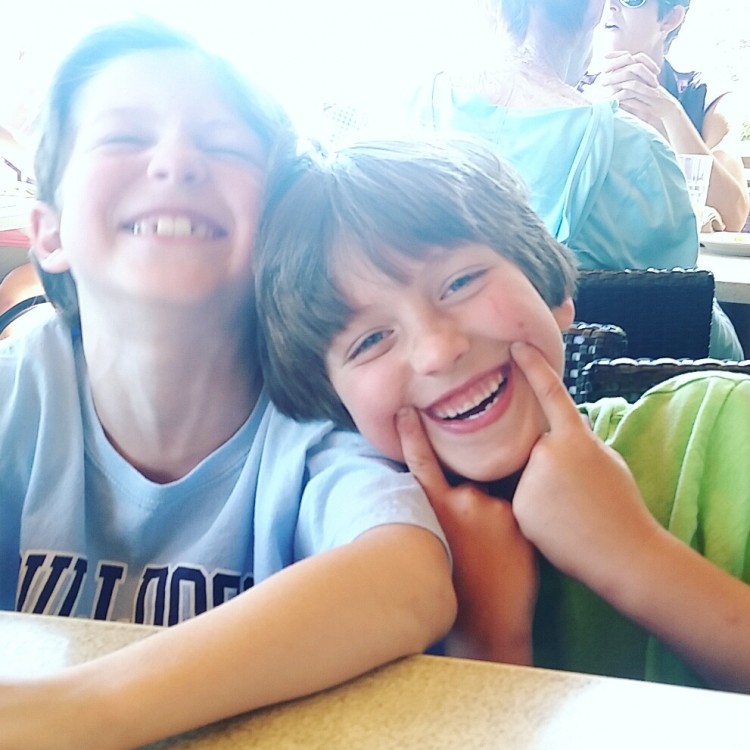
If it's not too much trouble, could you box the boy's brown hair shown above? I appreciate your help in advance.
[255,135,578,429]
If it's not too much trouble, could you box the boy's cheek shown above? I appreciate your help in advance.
[370,420,406,465]
[346,403,404,464]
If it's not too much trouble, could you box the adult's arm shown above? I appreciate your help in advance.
[592,52,749,230]
[698,98,749,231]
[0,524,456,750]
[640,92,748,230]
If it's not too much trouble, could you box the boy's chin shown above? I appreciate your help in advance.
[438,448,531,485]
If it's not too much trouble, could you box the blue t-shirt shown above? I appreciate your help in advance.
[0,316,447,625]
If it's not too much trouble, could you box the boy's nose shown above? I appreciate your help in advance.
[147,137,206,185]
[410,316,470,376]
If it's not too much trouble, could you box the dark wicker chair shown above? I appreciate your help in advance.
[578,357,750,404]
[0,295,48,337]
[562,322,628,401]
[574,268,714,359]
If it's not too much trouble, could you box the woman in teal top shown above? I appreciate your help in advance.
[415,0,742,359]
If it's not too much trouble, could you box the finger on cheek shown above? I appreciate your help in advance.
[396,406,419,438]
[510,340,534,368]
[510,340,549,398]
[395,407,447,490]
[396,406,429,463]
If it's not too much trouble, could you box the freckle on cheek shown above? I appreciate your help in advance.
[509,318,527,337]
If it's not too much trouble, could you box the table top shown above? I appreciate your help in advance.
[698,245,750,304]
[1,611,748,749]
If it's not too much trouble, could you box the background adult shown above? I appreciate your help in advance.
[414,0,742,359]
[584,0,749,231]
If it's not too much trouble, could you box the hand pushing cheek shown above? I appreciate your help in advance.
[396,407,452,503]
[509,340,582,439]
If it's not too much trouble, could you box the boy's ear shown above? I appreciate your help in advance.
[30,202,70,274]
[659,4,686,39]
[552,296,575,331]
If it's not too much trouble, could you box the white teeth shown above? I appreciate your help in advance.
[173,217,192,236]
[130,215,219,238]
[433,372,506,420]
[156,216,174,236]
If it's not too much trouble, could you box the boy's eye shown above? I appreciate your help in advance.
[204,144,262,164]
[93,132,152,150]
[442,268,487,299]
[348,329,392,361]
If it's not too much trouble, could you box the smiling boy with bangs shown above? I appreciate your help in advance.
[256,134,750,692]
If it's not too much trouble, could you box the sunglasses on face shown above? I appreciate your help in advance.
[618,0,679,7]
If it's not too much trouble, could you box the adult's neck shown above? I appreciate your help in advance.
[512,7,589,86]
[638,40,666,71]
[80,303,261,483]
[512,38,574,86]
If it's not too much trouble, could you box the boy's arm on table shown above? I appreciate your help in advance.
[510,341,750,694]
[0,523,456,750]
[397,409,538,666]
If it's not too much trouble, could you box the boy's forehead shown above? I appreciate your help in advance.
[332,238,434,291]
[72,50,244,126]
[68,49,264,146]
[76,50,215,108]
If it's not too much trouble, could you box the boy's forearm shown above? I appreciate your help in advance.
[6,525,455,750]
[446,574,537,667]
[593,527,750,693]
[445,625,533,666]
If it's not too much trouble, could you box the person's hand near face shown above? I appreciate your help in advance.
[393,335,656,666]
[508,341,661,590]
[588,0,750,230]
[396,405,538,666]
[510,341,750,692]
[590,51,675,136]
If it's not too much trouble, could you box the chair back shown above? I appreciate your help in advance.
[562,322,628,401]
[574,268,714,359]
[0,295,48,338]
[578,357,750,403]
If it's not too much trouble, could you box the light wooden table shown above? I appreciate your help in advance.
[699,245,750,353]
[1,611,749,749]
[698,246,750,305]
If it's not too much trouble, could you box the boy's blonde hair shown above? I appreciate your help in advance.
[33,17,296,329]
[255,135,578,429]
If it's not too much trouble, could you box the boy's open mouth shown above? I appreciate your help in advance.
[426,367,509,422]
[123,214,226,239]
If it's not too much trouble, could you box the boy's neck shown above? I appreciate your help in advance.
[80,314,262,483]
[447,469,524,501]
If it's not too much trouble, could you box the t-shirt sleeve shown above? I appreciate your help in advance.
[295,428,449,561]
[576,111,698,273]
[581,373,750,685]
[591,372,750,571]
